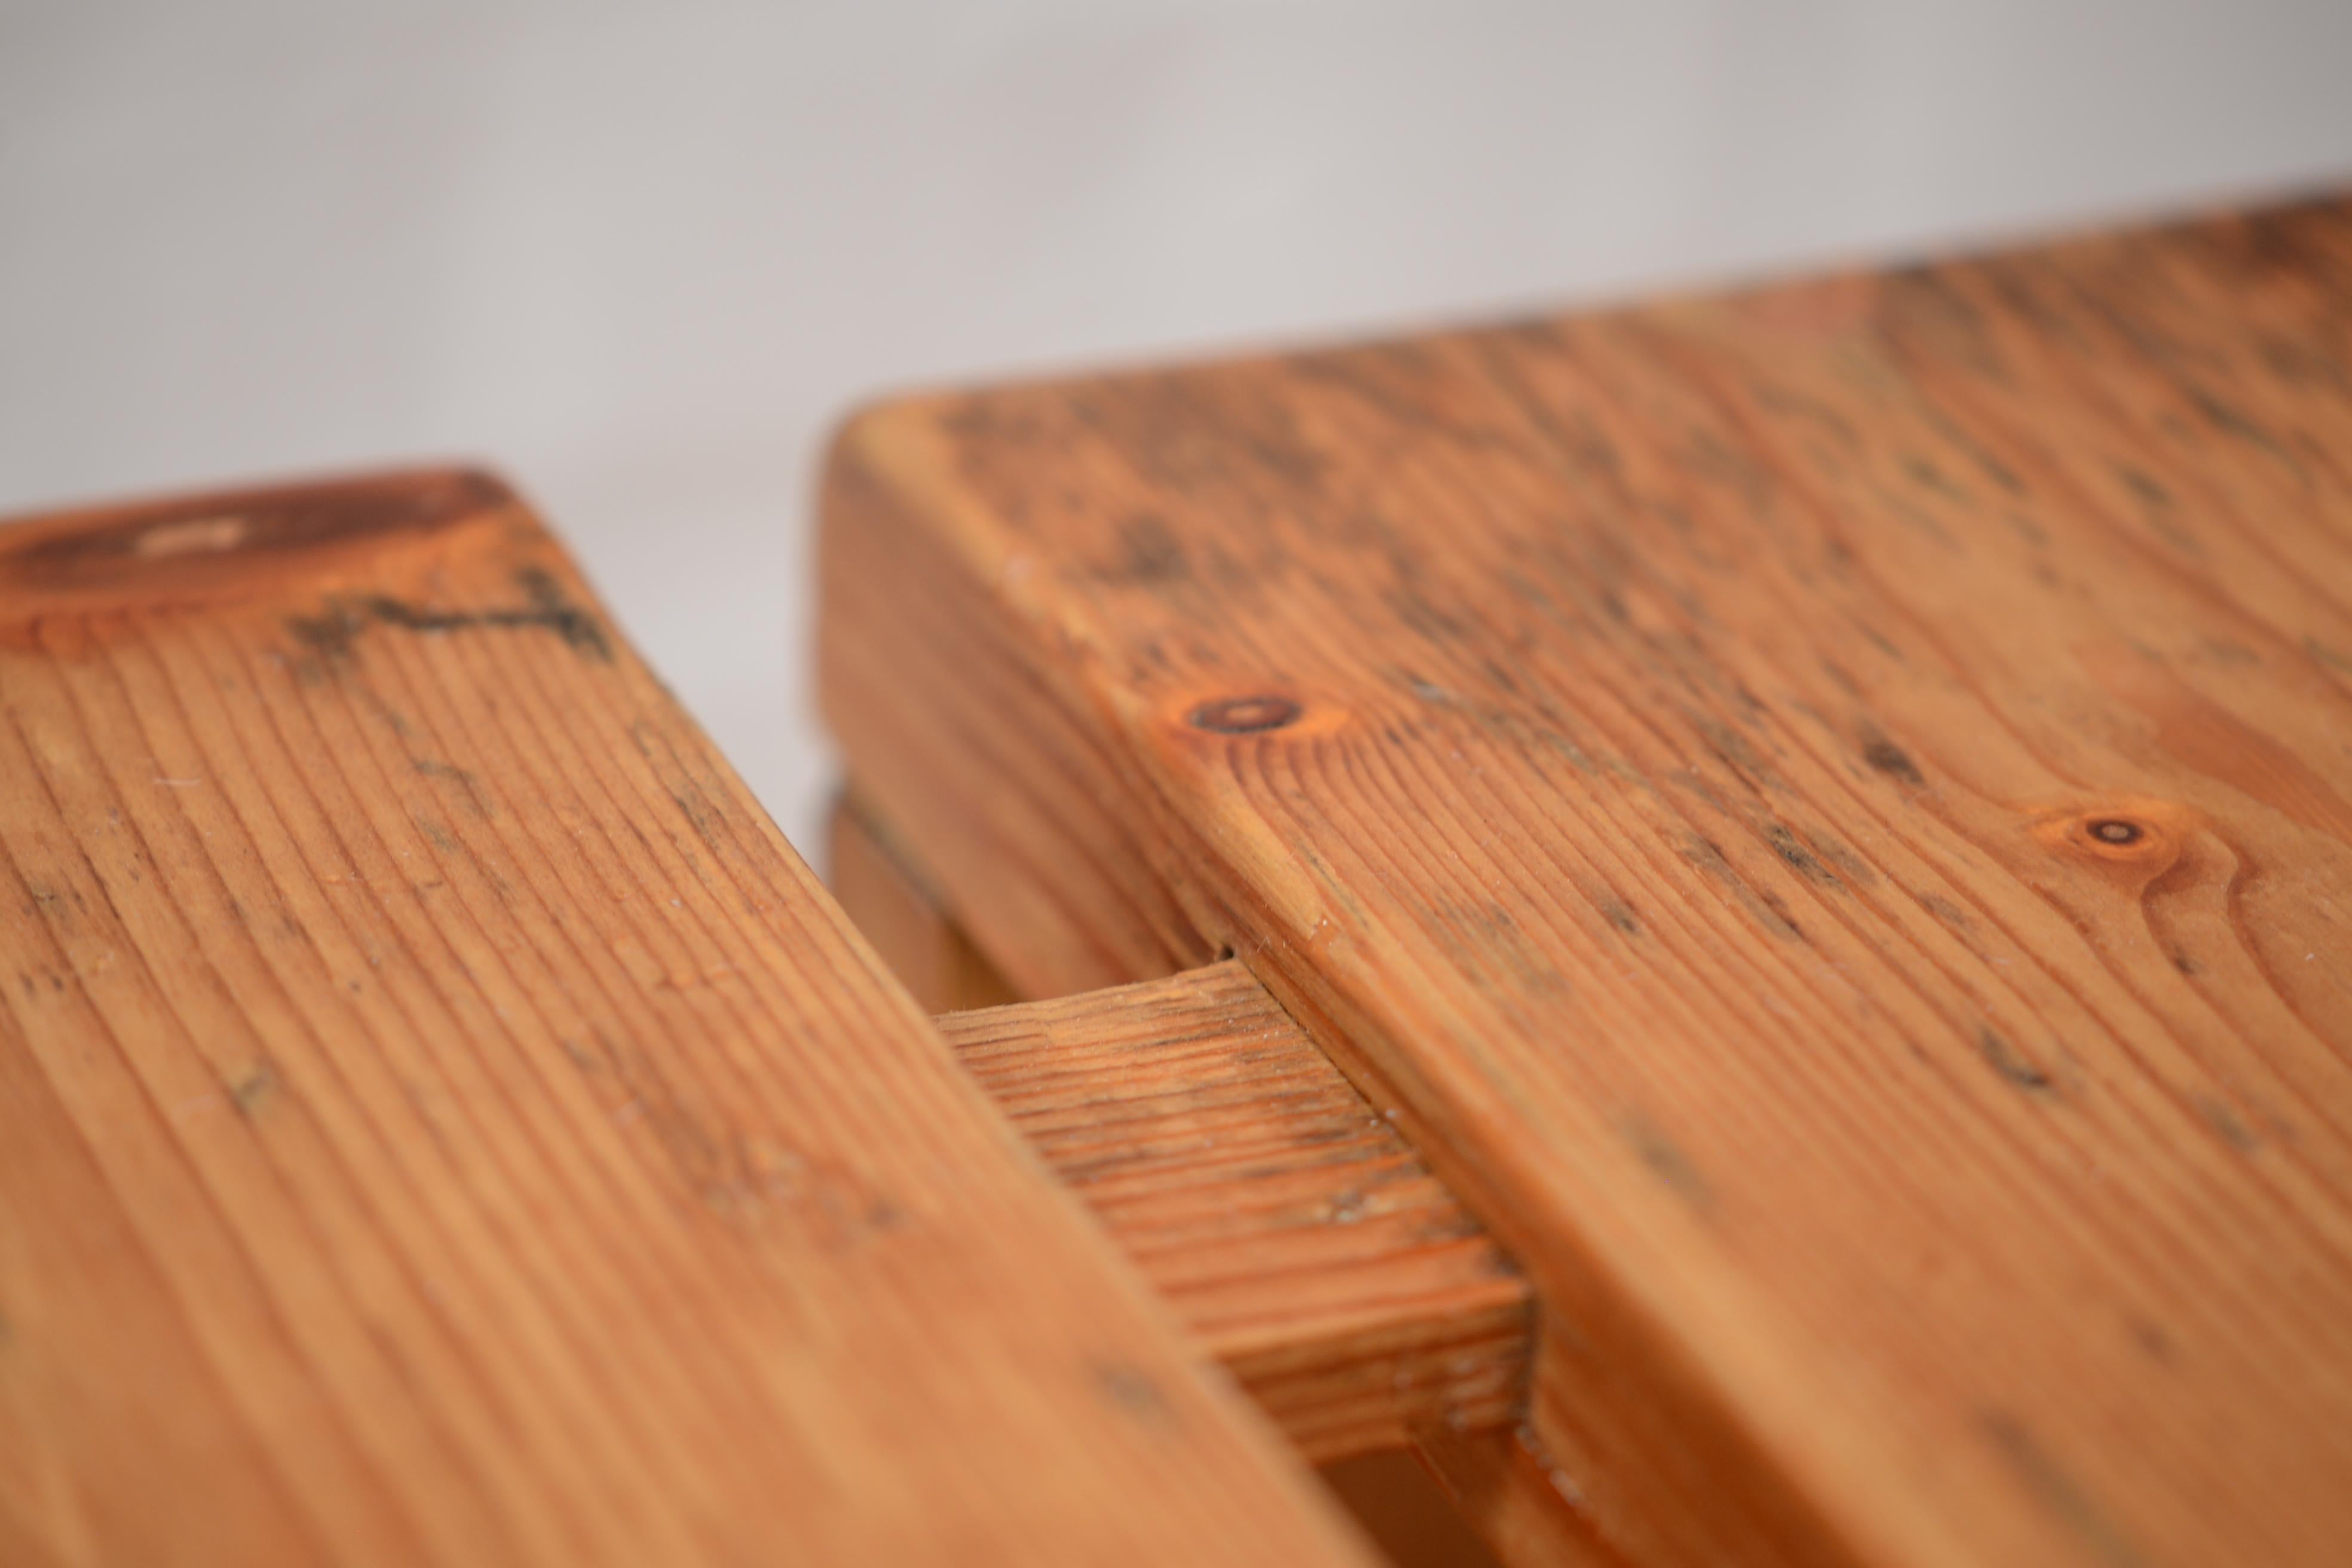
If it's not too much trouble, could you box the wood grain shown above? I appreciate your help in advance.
[0,470,1374,1567]
[819,196,2352,1566]
[832,786,1557,1551]
[936,960,1531,1462]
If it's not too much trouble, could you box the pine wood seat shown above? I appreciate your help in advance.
[819,196,2352,1566]
[0,471,1379,1567]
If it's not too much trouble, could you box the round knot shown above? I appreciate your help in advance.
[1187,695,1300,734]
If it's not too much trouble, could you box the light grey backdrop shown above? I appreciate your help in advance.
[6,0,2350,856]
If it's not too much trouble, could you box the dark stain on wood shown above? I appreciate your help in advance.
[1859,727,1925,785]
[1982,1410,2143,1568]
[1092,1361,1177,1426]
[1108,512,1191,585]
[1978,1028,2055,1096]
[285,567,611,670]
[2195,1097,2261,1154]
[1764,824,1841,887]
[1624,1115,1713,1214]
[228,1060,280,1116]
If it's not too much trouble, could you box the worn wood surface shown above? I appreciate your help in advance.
[935,960,1530,1462]
[820,197,2352,1566]
[834,791,1555,1551]
[0,470,1374,1567]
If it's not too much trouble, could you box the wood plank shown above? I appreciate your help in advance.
[0,469,1373,1567]
[936,960,1532,1462]
[828,791,1017,1011]
[819,452,1217,1000]
[1321,1448,1512,1568]
[1413,1428,1626,1568]
[819,197,2352,1566]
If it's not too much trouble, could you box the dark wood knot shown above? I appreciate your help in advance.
[1187,695,1300,734]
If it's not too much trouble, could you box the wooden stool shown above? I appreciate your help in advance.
[9,195,2352,1566]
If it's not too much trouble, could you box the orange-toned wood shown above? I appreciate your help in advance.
[819,452,1218,1002]
[1413,1428,1625,1568]
[936,960,1531,1462]
[819,197,2352,1566]
[0,470,1374,1567]
[1322,1448,1508,1568]
[828,791,1018,1010]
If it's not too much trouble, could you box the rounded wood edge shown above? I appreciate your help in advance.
[0,465,521,618]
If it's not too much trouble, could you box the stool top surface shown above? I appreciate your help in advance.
[826,195,2352,1566]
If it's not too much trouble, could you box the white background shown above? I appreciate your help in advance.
[5,0,2350,857]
